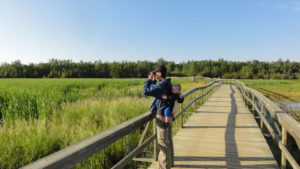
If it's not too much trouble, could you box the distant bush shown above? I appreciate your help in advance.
[1,58,300,79]
[222,72,240,79]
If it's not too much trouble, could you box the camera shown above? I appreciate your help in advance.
[149,71,156,76]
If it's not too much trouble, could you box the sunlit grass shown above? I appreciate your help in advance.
[241,79,300,102]
[241,79,300,122]
[0,78,210,169]
[0,97,149,169]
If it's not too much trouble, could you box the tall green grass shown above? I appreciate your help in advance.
[241,79,300,101]
[0,78,147,120]
[0,97,149,169]
[0,78,209,169]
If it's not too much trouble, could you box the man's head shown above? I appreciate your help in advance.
[172,84,181,94]
[153,65,167,79]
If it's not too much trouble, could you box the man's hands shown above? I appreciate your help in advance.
[148,72,156,81]
[162,94,167,99]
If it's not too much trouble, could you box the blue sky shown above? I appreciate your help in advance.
[0,0,300,64]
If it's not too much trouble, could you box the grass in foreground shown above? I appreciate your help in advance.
[0,78,209,169]
[0,97,148,169]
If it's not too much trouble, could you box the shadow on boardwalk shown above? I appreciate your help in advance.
[149,84,278,169]
[224,85,241,168]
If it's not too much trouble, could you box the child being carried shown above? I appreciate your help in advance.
[162,84,184,123]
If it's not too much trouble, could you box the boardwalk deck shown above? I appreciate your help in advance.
[149,84,279,169]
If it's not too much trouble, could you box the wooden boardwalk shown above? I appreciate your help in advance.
[149,84,279,169]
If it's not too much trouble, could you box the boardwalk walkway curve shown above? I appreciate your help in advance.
[20,79,300,169]
[149,84,279,169]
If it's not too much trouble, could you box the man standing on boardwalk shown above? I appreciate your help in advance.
[143,65,172,169]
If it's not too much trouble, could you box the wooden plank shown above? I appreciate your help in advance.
[112,134,156,169]
[181,80,219,97]
[260,112,280,142]
[278,142,300,169]
[174,82,221,120]
[236,80,285,118]
[153,119,158,161]
[150,84,279,169]
[236,80,300,169]
[237,80,300,149]
[138,120,152,146]
[236,88,280,142]
[133,157,154,163]
[281,126,287,169]
[21,112,153,169]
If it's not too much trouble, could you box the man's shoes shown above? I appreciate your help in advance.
[162,122,169,128]
[155,118,169,128]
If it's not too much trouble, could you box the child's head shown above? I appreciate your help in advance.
[172,84,181,94]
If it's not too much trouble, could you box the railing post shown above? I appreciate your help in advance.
[138,121,151,146]
[206,87,208,102]
[244,91,247,105]
[153,119,158,161]
[244,90,247,105]
[281,126,287,169]
[201,89,204,105]
[180,104,183,128]
[193,91,196,109]
[260,104,264,129]
[252,95,255,111]
[247,92,253,113]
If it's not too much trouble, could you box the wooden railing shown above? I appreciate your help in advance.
[233,80,300,169]
[21,79,222,169]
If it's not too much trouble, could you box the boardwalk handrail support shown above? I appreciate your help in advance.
[233,80,300,169]
[21,78,222,169]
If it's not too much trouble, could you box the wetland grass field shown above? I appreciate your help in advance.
[0,78,207,169]
[241,79,300,121]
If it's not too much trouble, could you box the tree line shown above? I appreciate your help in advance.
[0,58,300,79]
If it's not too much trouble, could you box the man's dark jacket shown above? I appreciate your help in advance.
[143,78,172,114]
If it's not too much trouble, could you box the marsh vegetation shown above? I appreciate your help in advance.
[0,78,207,169]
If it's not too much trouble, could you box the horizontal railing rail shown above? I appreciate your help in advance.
[233,80,300,169]
[21,112,153,169]
[21,79,222,169]
[174,80,222,121]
